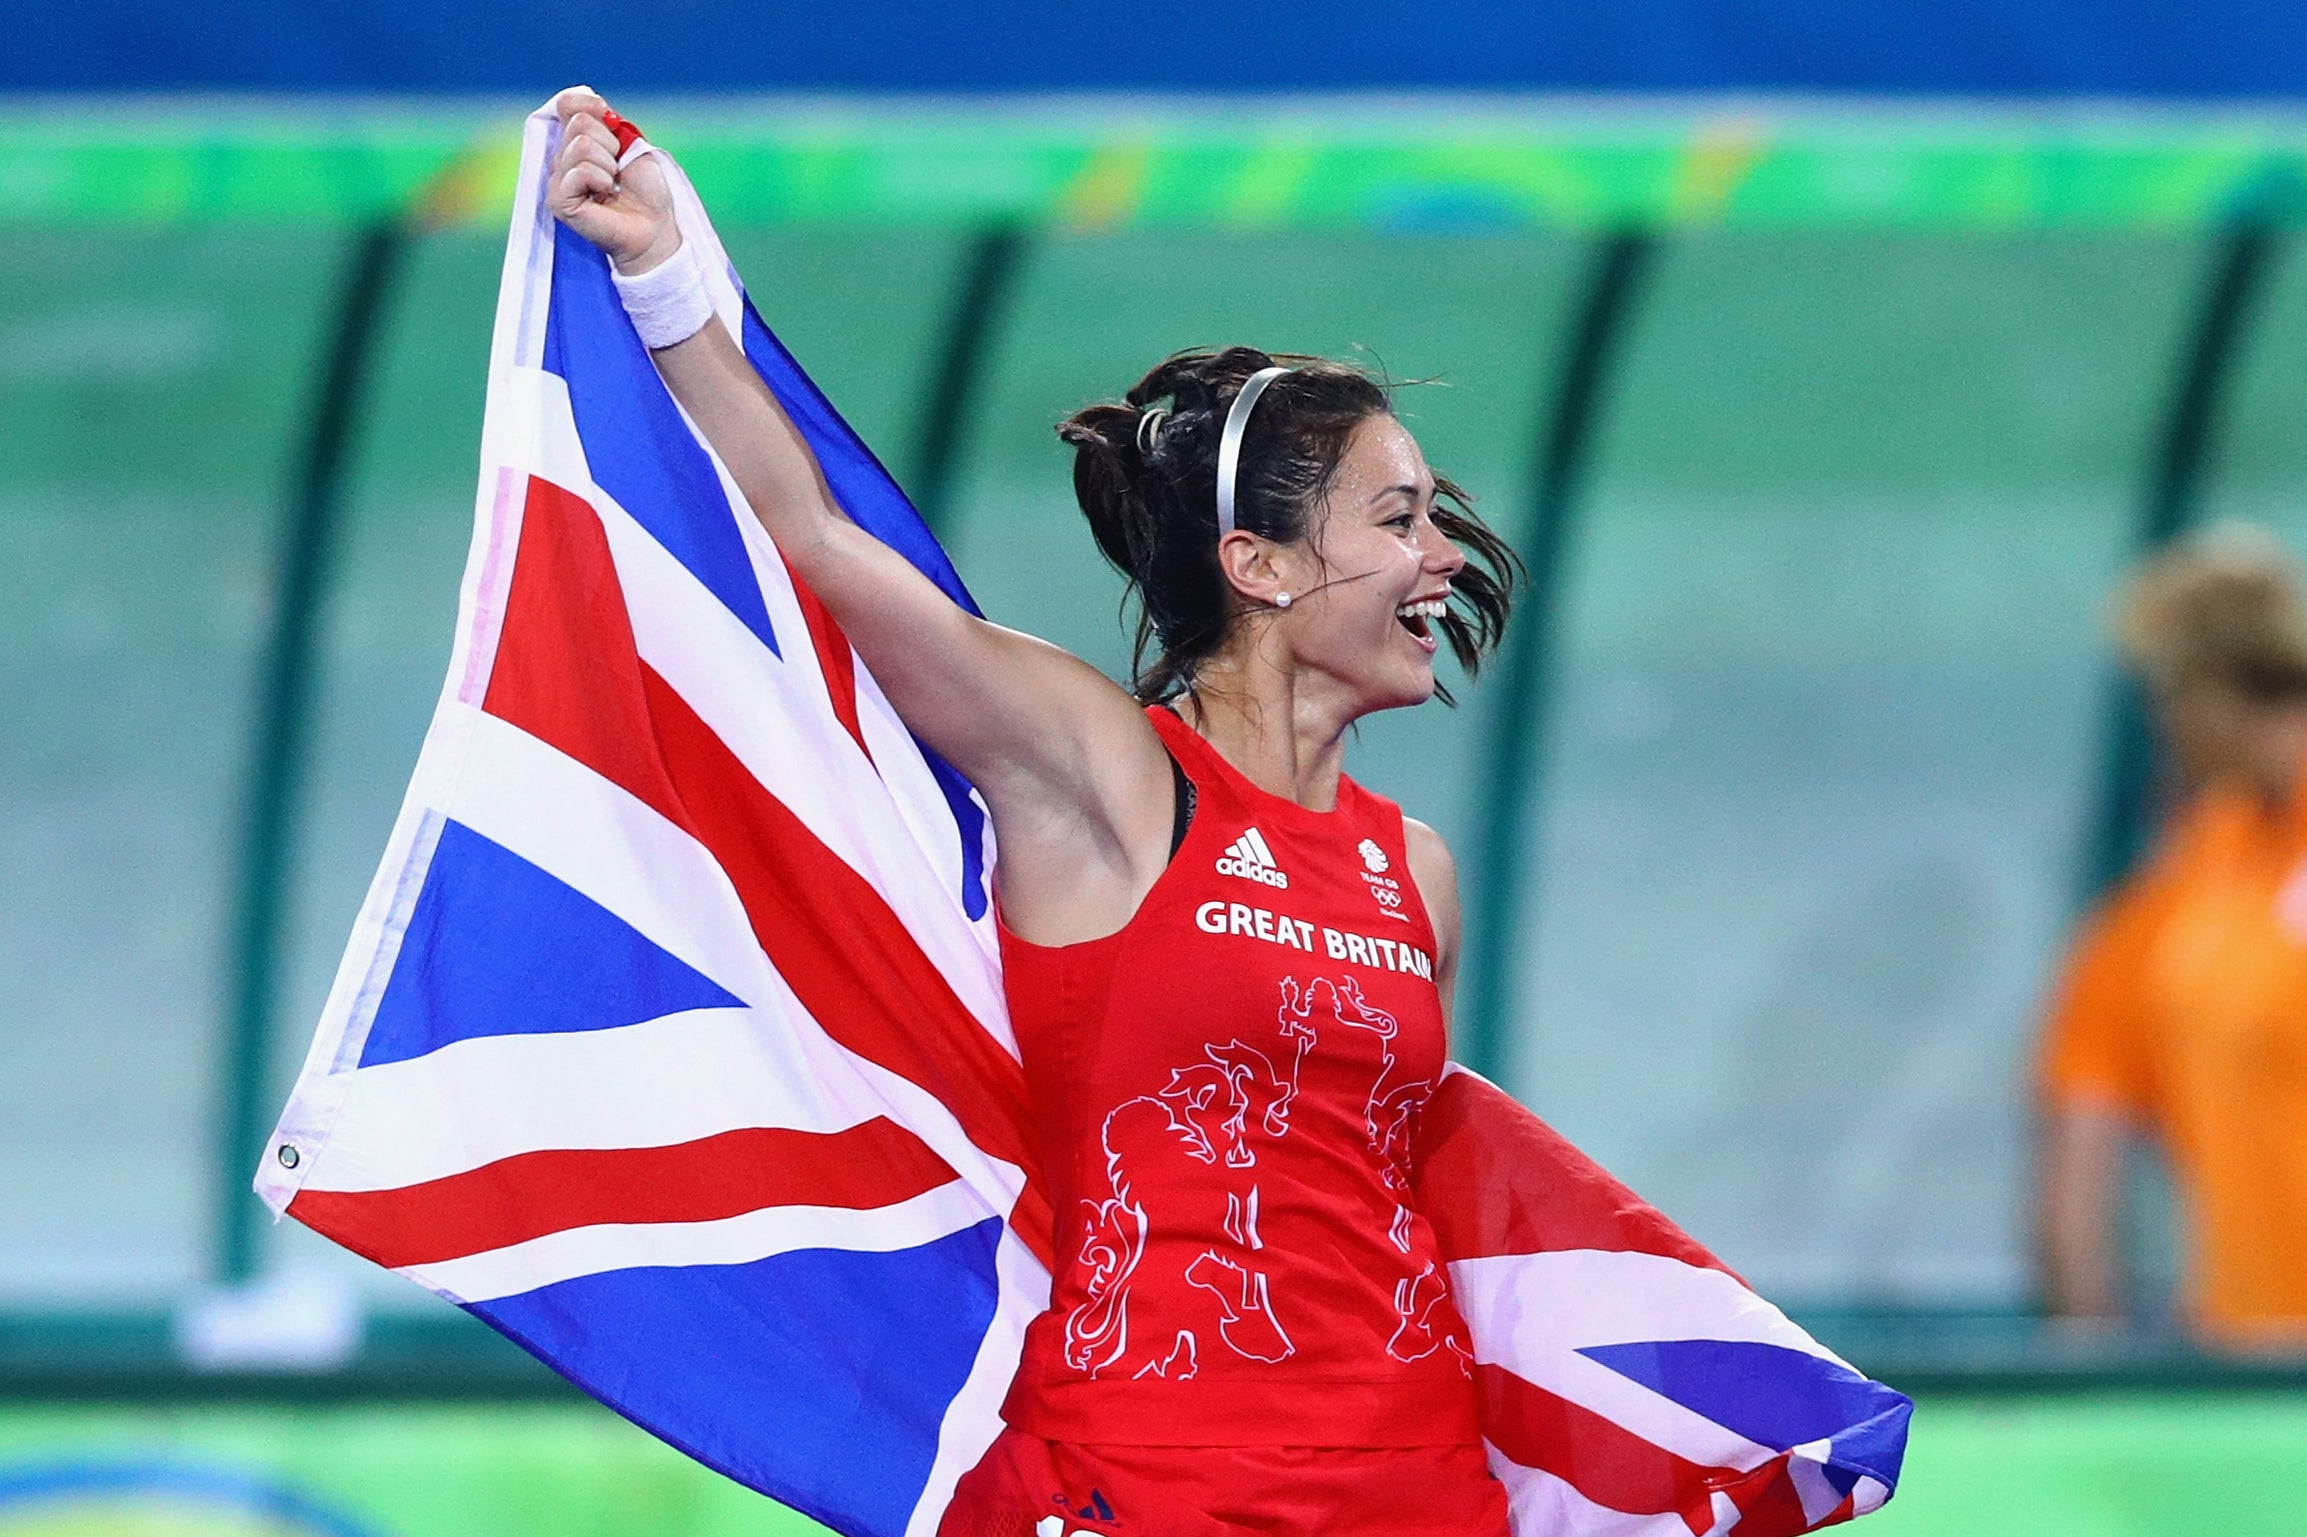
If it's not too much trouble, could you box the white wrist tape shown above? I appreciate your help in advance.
[611,239,714,351]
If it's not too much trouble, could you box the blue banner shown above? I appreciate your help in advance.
[10,0,2307,99]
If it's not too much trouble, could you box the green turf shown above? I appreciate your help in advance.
[4,1394,2306,1536]
[1871,1393,2307,1536]
[0,1404,829,1537]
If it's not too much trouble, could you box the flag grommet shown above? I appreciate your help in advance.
[277,1144,301,1169]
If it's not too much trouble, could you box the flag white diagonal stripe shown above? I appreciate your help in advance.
[1450,1248,1846,1471]
[305,1009,881,1193]
[445,704,777,1010]
[412,1179,1000,1304]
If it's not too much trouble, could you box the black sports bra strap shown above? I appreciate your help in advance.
[1168,750,1198,859]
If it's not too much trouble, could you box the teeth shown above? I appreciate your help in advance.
[1394,599,1447,619]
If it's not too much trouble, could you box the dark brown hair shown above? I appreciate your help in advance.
[1057,346,1520,703]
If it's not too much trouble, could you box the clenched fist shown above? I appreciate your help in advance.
[546,86,679,274]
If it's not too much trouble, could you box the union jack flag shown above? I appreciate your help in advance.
[260,104,1908,1537]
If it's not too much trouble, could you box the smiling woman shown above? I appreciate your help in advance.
[545,84,1526,1535]
[1056,347,1517,709]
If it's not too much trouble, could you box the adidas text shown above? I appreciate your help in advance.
[1216,827,1290,889]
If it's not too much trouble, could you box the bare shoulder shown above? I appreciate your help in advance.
[1400,817,1461,937]
[1399,816,1464,1017]
[1400,816,1458,884]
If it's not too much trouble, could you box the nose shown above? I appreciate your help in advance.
[1418,517,1466,579]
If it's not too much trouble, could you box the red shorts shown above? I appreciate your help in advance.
[938,1429,1512,1537]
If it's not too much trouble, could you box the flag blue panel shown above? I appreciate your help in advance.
[736,300,978,615]
[735,299,992,919]
[360,819,745,1068]
[1580,1339,1911,1484]
[472,1217,1006,1537]
[543,227,781,657]
[917,749,991,922]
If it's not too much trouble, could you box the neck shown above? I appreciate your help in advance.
[1179,643,1360,812]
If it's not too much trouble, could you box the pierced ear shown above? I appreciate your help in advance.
[1216,529,1291,609]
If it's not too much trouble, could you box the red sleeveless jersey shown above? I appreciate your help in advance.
[998,707,1479,1448]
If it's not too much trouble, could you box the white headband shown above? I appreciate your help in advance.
[1214,366,1291,540]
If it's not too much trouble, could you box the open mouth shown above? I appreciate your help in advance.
[1394,596,1446,645]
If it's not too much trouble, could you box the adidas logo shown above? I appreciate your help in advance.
[1215,826,1289,889]
[1034,1487,1118,1535]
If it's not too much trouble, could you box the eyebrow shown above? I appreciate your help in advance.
[1368,481,1431,508]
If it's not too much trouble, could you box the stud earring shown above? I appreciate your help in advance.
[1275,591,1292,608]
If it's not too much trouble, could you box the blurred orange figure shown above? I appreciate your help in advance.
[2038,526,2307,1352]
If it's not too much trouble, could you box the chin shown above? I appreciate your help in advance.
[1362,667,1438,714]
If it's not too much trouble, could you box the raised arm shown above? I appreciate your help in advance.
[545,89,1170,941]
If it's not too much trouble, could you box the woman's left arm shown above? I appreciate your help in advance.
[1402,817,1463,1027]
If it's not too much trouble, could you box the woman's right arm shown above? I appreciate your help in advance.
[545,90,1172,936]
[2039,1100,2130,1320]
[2033,877,2165,1323]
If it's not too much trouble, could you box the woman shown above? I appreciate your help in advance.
[548,88,1521,1535]
[2038,525,2307,1353]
